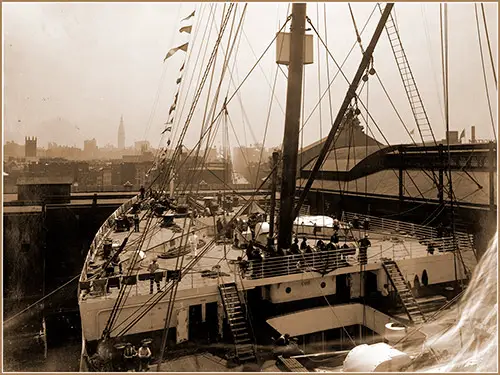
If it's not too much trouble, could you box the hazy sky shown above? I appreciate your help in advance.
[3,2,498,151]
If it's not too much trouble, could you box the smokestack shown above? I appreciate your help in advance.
[471,125,476,144]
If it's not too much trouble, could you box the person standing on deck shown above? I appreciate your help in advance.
[300,237,309,252]
[332,231,339,245]
[138,342,152,371]
[123,343,138,372]
[216,218,224,240]
[148,259,161,294]
[139,185,145,200]
[134,213,140,232]
[189,231,199,256]
[111,253,122,274]
[359,234,371,265]
[333,218,340,232]
[290,237,300,254]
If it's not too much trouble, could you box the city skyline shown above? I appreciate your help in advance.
[3,3,497,152]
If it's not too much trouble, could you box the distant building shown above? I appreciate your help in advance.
[134,140,150,154]
[118,115,125,149]
[83,138,98,159]
[25,136,37,158]
[446,131,459,145]
[4,141,24,159]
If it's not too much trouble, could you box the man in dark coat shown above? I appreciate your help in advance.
[359,234,371,265]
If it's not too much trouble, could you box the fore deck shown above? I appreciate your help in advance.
[78,195,476,343]
[79,195,475,303]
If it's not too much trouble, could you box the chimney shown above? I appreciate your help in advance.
[471,125,476,144]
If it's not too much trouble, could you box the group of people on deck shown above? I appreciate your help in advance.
[122,340,152,371]
[238,227,372,277]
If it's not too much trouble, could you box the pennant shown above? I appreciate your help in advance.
[163,43,189,62]
[179,25,192,34]
[180,62,185,71]
[161,126,172,135]
[459,129,465,139]
[181,11,195,22]
[176,77,182,85]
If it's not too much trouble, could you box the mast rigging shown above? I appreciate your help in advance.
[293,3,395,220]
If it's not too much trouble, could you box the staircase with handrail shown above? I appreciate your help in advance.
[382,259,426,325]
[218,282,257,364]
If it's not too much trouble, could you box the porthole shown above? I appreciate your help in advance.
[285,287,291,294]
[320,282,326,289]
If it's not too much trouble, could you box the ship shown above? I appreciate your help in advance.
[78,2,489,372]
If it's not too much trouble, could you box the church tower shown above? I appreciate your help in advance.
[118,115,125,149]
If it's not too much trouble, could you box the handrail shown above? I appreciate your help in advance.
[81,195,139,282]
[342,211,475,251]
[241,237,461,281]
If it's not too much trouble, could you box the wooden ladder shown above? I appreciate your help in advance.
[382,259,426,325]
[218,282,257,364]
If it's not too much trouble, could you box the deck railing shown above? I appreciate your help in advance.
[342,211,475,252]
[241,236,462,281]
[81,195,139,281]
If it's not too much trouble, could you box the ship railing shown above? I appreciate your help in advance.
[241,237,465,280]
[81,194,140,281]
[342,211,437,239]
[342,212,475,250]
[241,246,379,280]
[79,270,178,299]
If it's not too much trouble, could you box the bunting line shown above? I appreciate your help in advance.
[179,25,192,34]
[163,42,189,62]
[180,11,195,22]
[159,8,196,156]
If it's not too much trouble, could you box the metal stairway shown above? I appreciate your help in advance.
[383,9,437,146]
[218,282,257,364]
[382,259,426,325]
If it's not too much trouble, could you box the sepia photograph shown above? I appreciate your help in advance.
[2,1,498,372]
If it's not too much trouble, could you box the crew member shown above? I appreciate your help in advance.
[111,253,122,274]
[300,237,309,251]
[315,239,324,251]
[332,231,339,244]
[189,231,198,256]
[290,238,300,254]
[427,243,435,255]
[216,218,224,240]
[123,343,138,372]
[148,259,161,294]
[275,333,291,346]
[139,185,145,200]
[333,218,340,232]
[353,215,360,229]
[134,213,140,232]
[138,341,152,371]
[359,234,371,265]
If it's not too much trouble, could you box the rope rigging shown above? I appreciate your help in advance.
[87,3,482,356]
[480,3,497,91]
[474,3,497,140]
[101,5,236,339]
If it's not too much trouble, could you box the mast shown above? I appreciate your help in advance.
[278,3,307,250]
[293,3,395,219]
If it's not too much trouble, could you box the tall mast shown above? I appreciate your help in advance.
[293,3,395,219]
[278,3,307,250]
